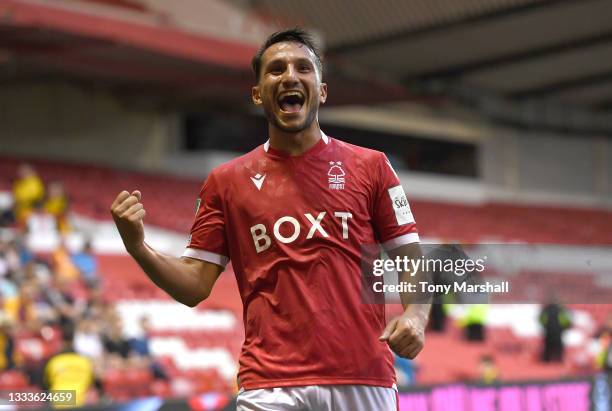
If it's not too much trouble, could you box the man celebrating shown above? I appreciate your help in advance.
[111,28,429,410]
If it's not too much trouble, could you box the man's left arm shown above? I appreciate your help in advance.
[370,153,430,359]
[379,242,431,359]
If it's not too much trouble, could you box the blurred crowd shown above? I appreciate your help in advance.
[0,163,166,406]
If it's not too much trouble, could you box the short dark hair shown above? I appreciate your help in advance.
[252,28,323,82]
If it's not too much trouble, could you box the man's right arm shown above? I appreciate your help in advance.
[110,190,223,307]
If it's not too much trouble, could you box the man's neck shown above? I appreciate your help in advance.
[268,122,322,156]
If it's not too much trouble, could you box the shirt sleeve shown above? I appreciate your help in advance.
[182,171,229,267]
[372,153,420,251]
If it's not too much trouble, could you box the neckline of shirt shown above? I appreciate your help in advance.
[263,131,330,159]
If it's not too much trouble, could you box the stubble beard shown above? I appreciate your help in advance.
[264,101,318,133]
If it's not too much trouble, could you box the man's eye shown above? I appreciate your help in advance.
[299,66,311,72]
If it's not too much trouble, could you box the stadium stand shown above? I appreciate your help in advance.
[1,156,611,243]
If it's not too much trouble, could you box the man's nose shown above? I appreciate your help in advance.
[281,65,299,85]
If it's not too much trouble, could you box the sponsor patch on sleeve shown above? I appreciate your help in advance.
[387,185,414,226]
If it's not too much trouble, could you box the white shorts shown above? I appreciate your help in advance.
[236,384,398,411]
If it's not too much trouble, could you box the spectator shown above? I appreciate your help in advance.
[129,316,168,380]
[46,276,83,336]
[0,191,15,227]
[73,319,104,360]
[462,304,488,342]
[0,314,17,370]
[0,243,9,279]
[0,239,22,277]
[72,240,99,288]
[44,326,95,408]
[44,181,70,233]
[0,273,19,302]
[478,355,499,384]
[100,301,120,329]
[595,315,612,373]
[14,280,41,331]
[13,164,45,223]
[83,288,105,321]
[539,299,571,362]
[1,277,20,325]
[128,316,153,357]
[102,318,130,359]
[24,277,56,326]
[13,234,34,267]
[21,260,52,288]
[25,201,57,236]
[600,335,612,373]
[51,239,80,283]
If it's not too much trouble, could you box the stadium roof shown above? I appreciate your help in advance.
[0,0,260,102]
[0,0,412,105]
[245,0,612,110]
[1,0,612,131]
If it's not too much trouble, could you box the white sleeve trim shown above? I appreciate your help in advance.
[183,248,229,267]
[382,232,420,251]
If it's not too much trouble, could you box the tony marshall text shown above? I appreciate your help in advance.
[373,281,510,294]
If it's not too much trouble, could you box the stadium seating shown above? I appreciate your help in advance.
[0,370,29,391]
[102,367,154,400]
[1,156,611,243]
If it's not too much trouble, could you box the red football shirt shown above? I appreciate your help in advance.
[184,133,419,390]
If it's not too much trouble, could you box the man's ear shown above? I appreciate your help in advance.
[319,83,328,105]
[252,86,262,105]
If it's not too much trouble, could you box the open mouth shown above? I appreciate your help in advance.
[278,91,305,113]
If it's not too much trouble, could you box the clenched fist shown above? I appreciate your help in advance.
[110,190,146,255]
[379,313,426,359]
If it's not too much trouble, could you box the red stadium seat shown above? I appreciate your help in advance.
[0,370,29,390]
[151,380,172,398]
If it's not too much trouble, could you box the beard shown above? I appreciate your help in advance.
[263,100,319,133]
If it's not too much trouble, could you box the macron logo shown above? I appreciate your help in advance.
[250,173,266,191]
